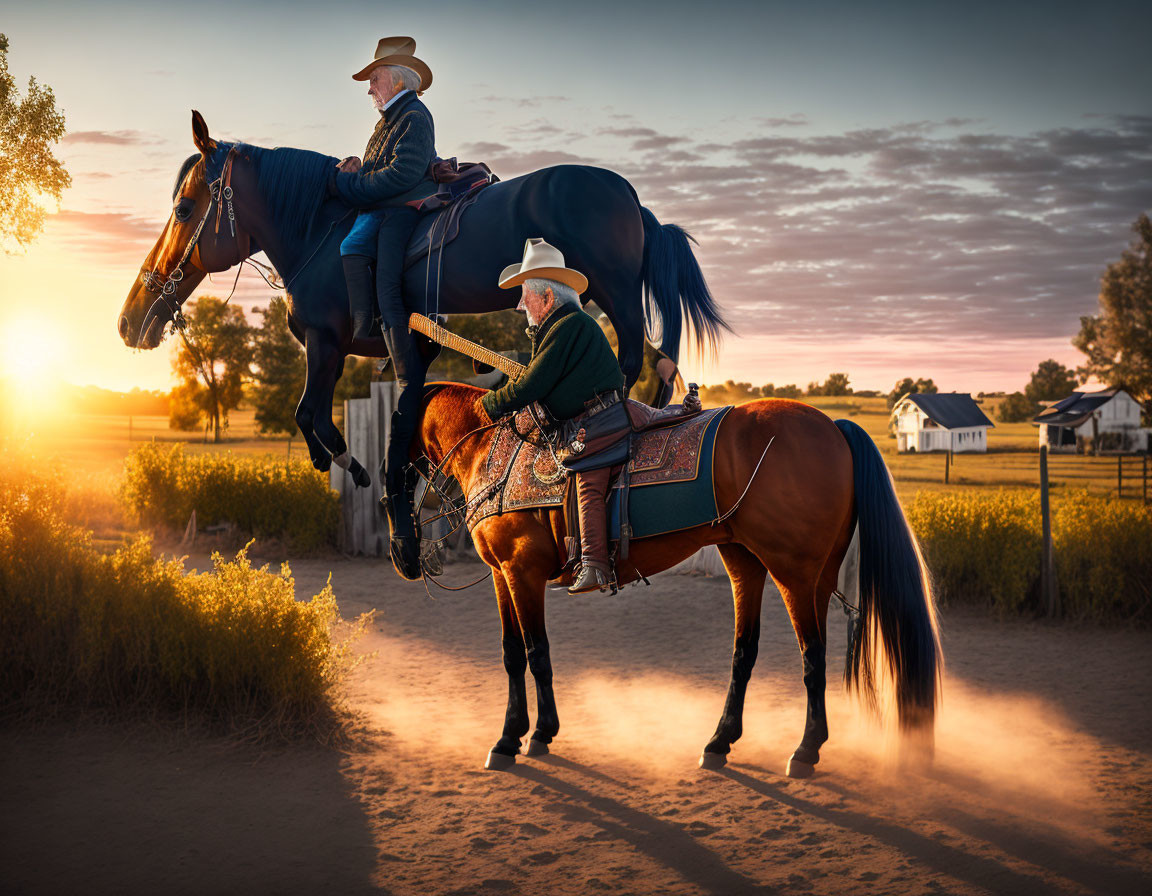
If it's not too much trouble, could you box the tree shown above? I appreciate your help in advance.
[170,296,251,442]
[1073,214,1152,412]
[1025,359,1076,405]
[821,372,852,396]
[168,382,202,431]
[997,391,1035,423]
[334,355,374,402]
[249,296,306,437]
[0,34,71,248]
[887,376,937,409]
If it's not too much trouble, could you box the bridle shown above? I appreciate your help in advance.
[409,415,506,593]
[135,149,243,348]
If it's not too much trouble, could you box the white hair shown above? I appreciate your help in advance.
[385,65,421,92]
[525,278,580,308]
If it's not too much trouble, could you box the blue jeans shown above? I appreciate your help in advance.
[339,207,420,329]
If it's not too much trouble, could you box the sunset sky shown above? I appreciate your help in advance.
[1,0,1150,395]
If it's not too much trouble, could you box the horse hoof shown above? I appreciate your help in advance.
[698,751,727,770]
[484,750,516,771]
[353,466,372,488]
[523,739,549,757]
[786,757,815,779]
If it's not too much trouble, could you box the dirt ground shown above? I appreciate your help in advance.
[2,555,1151,896]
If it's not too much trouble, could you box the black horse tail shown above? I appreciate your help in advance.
[835,419,942,732]
[639,206,729,358]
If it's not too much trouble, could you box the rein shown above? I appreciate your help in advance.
[411,415,505,594]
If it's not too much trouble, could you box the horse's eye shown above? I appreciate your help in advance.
[174,200,193,223]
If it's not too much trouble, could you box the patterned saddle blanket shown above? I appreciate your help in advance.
[465,405,733,539]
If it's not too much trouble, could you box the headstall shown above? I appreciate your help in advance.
[135,149,239,345]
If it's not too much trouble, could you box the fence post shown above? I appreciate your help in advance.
[1144,454,1148,505]
[944,450,950,484]
[1039,445,1059,617]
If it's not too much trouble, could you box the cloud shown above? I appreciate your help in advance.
[587,115,1152,353]
[48,209,162,263]
[459,143,587,176]
[63,130,155,146]
[757,114,809,128]
[476,94,570,109]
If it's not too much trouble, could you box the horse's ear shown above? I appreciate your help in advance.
[191,110,216,157]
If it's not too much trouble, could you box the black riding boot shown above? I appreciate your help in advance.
[342,254,376,341]
[381,324,427,581]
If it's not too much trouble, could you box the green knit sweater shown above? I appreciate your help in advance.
[480,304,625,421]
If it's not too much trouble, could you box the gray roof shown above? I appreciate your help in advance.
[897,393,994,429]
[1033,389,1123,427]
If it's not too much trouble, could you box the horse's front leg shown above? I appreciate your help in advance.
[502,561,559,757]
[485,570,529,771]
[299,328,371,487]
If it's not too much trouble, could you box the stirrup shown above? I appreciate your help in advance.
[569,563,613,595]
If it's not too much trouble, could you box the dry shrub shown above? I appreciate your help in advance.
[0,471,372,741]
[908,490,1152,623]
[121,443,340,553]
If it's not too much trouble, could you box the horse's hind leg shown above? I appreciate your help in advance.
[776,563,836,779]
[700,544,767,770]
[299,329,371,487]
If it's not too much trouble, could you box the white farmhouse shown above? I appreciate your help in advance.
[1033,389,1148,454]
[891,392,994,453]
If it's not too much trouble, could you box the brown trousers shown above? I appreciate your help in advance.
[575,466,612,572]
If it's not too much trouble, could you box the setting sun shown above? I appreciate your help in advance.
[0,317,68,421]
[2,318,63,385]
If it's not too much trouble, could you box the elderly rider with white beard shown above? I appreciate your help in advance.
[476,240,627,594]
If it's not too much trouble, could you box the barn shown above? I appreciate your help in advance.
[1033,389,1149,454]
[890,392,994,453]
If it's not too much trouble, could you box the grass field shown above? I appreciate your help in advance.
[4,395,1148,520]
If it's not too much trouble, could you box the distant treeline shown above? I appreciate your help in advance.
[64,384,170,416]
[697,375,883,407]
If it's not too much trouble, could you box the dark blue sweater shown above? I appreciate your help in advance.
[329,91,438,209]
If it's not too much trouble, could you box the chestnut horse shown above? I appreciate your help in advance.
[117,112,725,486]
[417,384,942,776]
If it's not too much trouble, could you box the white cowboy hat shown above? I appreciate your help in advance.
[352,36,433,90]
[498,238,588,294]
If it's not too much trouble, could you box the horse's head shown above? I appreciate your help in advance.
[117,110,253,349]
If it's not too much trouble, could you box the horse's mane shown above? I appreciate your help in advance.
[205,142,339,244]
[173,154,201,200]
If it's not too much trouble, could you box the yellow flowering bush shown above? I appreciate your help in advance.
[908,490,1152,623]
[1,471,371,740]
[121,444,340,553]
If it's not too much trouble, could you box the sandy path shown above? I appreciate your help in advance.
[3,555,1150,895]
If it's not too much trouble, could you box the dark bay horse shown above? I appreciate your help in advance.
[417,384,942,776]
[118,112,726,485]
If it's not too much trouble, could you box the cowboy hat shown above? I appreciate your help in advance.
[498,238,589,294]
[352,36,433,90]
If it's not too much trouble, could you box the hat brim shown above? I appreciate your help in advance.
[353,55,433,90]
[498,264,588,295]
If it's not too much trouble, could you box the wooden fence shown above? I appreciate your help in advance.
[329,381,395,556]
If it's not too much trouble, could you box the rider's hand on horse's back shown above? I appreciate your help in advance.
[337,156,362,173]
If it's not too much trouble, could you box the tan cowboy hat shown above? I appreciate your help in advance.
[352,36,433,90]
[498,238,588,294]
